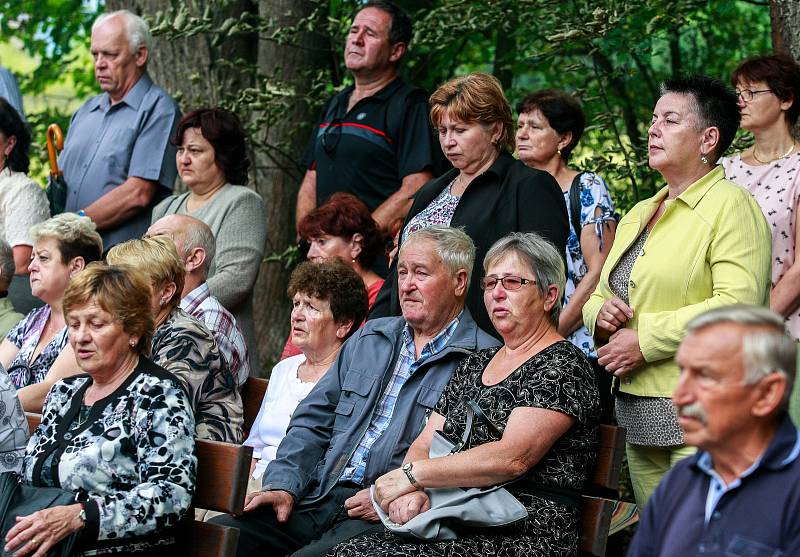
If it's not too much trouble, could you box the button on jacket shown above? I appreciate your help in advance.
[583,166,771,397]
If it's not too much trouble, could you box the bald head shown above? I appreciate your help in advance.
[147,214,216,277]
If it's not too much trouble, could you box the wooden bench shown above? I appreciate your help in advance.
[579,424,627,557]
[241,377,269,434]
[26,412,253,557]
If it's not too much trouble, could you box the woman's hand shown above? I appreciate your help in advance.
[596,297,633,335]
[387,491,431,525]
[4,504,84,557]
[597,329,645,377]
[374,467,418,511]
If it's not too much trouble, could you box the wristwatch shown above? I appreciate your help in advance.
[401,462,420,488]
[77,503,87,525]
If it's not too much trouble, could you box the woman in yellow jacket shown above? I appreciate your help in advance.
[583,76,772,507]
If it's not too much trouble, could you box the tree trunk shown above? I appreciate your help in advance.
[250,0,328,371]
[770,0,800,58]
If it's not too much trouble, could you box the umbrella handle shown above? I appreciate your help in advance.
[46,124,64,177]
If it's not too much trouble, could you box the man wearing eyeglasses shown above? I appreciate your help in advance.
[628,305,800,557]
[296,1,442,239]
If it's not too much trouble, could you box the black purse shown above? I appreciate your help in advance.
[0,472,80,557]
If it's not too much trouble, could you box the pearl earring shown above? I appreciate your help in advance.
[700,153,709,165]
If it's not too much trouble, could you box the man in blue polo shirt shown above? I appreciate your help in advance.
[59,10,180,250]
[628,304,800,557]
[296,1,441,235]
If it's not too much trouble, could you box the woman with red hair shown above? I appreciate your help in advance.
[280,193,385,359]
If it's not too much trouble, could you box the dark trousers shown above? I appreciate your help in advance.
[209,485,382,557]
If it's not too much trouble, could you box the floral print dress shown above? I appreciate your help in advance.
[331,341,599,557]
[6,305,68,388]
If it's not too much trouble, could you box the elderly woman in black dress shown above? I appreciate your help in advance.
[334,232,599,557]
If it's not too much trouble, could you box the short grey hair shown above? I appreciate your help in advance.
[483,232,566,327]
[93,10,152,52]
[687,304,796,410]
[0,240,14,289]
[177,216,216,277]
[401,226,476,288]
[30,213,104,264]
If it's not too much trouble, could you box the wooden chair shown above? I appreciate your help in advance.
[579,424,627,557]
[241,377,269,434]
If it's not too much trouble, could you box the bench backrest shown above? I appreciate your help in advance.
[241,377,268,434]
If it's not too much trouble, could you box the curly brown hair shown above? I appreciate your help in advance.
[287,259,369,340]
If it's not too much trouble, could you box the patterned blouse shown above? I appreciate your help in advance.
[401,177,460,243]
[332,341,599,557]
[722,152,800,340]
[151,307,243,443]
[22,358,196,552]
[0,367,28,473]
[563,172,616,357]
[6,305,69,388]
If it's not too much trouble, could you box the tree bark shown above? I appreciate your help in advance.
[250,0,328,371]
[770,0,800,58]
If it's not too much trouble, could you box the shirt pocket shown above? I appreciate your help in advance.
[102,128,136,172]
[725,534,783,557]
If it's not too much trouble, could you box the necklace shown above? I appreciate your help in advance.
[752,142,796,164]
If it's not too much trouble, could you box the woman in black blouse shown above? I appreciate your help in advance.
[370,72,568,337]
[7,264,195,556]
[335,232,599,557]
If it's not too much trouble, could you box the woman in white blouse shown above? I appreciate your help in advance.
[244,259,368,490]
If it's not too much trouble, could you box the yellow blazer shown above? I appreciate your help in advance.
[583,166,771,397]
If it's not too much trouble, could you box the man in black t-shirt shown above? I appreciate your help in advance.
[296,1,442,235]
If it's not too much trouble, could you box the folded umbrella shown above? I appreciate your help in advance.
[45,123,67,215]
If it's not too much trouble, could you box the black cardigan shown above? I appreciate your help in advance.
[370,151,569,338]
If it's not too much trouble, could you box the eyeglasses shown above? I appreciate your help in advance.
[321,119,343,155]
[735,89,772,102]
[479,275,536,291]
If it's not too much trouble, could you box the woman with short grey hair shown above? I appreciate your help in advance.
[335,231,599,557]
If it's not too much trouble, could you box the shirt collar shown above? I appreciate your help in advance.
[675,165,727,209]
[402,310,464,362]
[92,72,153,112]
[693,414,800,478]
[180,282,211,313]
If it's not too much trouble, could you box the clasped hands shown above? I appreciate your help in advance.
[595,297,645,377]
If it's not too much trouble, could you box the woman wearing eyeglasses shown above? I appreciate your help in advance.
[151,107,266,371]
[584,76,772,509]
[370,73,569,338]
[721,54,800,340]
[332,232,599,557]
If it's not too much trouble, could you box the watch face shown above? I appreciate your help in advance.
[402,463,411,471]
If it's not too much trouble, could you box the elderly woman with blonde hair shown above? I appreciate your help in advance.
[371,72,569,338]
[1,213,102,405]
[29,236,242,442]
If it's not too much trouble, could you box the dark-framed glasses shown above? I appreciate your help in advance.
[479,275,536,291]
[735,89,772,102]
[321,118,344,155]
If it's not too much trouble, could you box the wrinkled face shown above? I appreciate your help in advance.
[437,112,498,173]
[91,16,145,101]
[515,109,563,167]
[482,253,554,338]
[673,325,760,451]
[397,238,462,333]
[344,7,396,74]
[736,79,791,132]
[176,127,226,193]
[67,301,137,376]
[290,292,343,353]
[28,237,74,304]
[306,234,355,264]
[647,93,706,173]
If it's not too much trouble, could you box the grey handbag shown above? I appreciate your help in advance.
[371,400,528,541]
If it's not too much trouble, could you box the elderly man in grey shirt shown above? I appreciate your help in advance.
[59,9,180,249]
